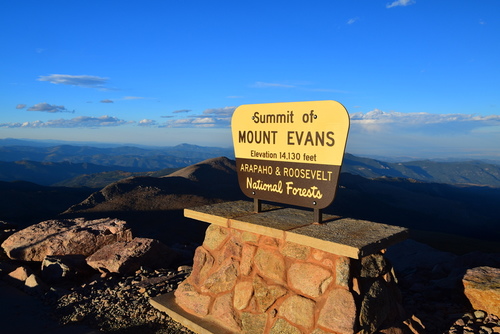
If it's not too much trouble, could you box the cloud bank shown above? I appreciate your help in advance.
[351,109,500,131]
[0,116,131,128]
[347,109,500,159]
[27,102,74,113]
[164,107,235,128]
[38,74,108,88]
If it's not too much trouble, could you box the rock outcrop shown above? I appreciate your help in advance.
[463,266,500,317]
[1,218,132,261]
[86,237,179,274]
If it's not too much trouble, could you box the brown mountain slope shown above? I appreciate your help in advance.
[64,156,243,213]
[61,156,500,252]
[61,157,244,246]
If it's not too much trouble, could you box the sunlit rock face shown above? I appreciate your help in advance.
[1,217,131,261]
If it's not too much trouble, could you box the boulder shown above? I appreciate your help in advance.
[1,218,132,261]
[463,266,500,317]
[86,237,178,274]
[24,273,49,295]
[5,265,32,286]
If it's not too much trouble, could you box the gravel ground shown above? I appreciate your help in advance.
[45,265,499,334]
[45,266,195,334]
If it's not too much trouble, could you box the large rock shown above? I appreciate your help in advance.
[5,265,32,287]
[318,288,357,334]
[280,294,316,330]
[288,262,332,298]
[24,273,48,295]
[86,237,178,274]
[174,281,211,316]
[1,218,131,261]
[463,266,500,316]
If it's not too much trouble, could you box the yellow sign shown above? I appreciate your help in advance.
[231,100,350,209]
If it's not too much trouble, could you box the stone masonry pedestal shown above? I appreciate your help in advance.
[151,201,415,334]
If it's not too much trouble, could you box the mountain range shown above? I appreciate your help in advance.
[1,142,500,187]
[56,157,499,253]
[1,141,499,253]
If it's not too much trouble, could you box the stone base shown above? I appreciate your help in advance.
[151,201,412,334]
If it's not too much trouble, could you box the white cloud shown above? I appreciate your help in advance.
[138,119,158,127]
[0,115,131,128]
[192,117,215,124]
[27,102,74,113]
[163,106,236,128]
[38,74,108,88]
[164,116,216,128]
[173,109,192,114]
[347,17,359,25]
[16,104,27,109]
[386,0,416,8]
[100,99,114,103]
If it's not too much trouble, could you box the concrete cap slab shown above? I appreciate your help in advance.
[184,201,408,259]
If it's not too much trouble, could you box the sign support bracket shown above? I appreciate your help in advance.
[314,208,323,224]
[254,198,262,213]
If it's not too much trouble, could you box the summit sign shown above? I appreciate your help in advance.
[231,100,350,211]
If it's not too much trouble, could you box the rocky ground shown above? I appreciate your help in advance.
[385,240,500,334]
[51,266,195,334]
[1,248,498,334]
[1,218,499,334]
[1,261,196,334]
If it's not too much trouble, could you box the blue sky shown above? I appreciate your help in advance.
[1,0,499,160]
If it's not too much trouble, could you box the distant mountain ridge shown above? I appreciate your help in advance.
[0,143,234,167]
[0,160,139,186]
[342,153,500,187]
[1,142,500,187]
